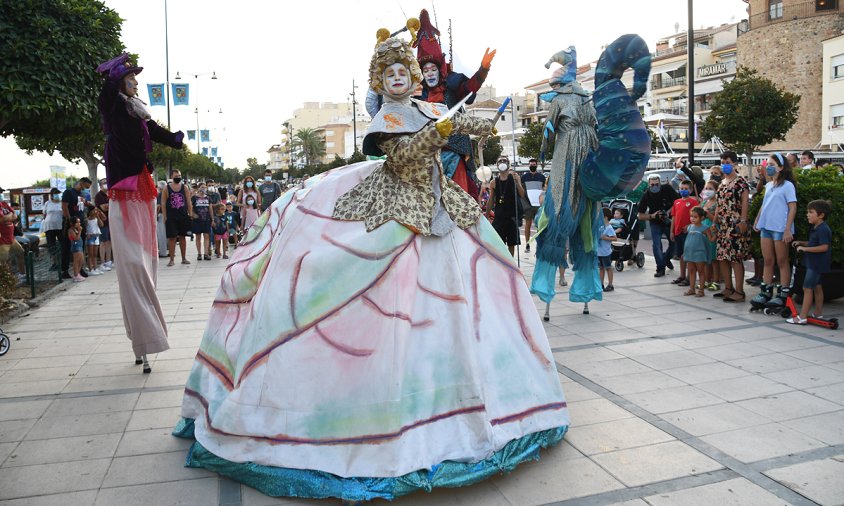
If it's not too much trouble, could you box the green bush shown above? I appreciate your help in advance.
[749,165,844,267]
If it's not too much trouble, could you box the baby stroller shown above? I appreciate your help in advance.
[607,199,645,272]
[0,327,10,356]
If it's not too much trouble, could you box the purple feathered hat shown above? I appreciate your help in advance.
[96,53,143,81]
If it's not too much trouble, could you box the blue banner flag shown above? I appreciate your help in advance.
[187,130,196,140]
[200,130,210,142]
[217,157,222,163]
[202,147,208,156]
[211,147,217,157]
[172,83,189,105]
[147,84,165,106]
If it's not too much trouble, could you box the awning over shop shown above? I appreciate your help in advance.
[643,113,688,124]
[652,60,686,75]
[693,78,730,96]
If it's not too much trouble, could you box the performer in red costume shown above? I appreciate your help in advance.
[414,9,496,200]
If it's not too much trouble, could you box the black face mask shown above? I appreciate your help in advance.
[173,177,182,184]
[529,165,537,172]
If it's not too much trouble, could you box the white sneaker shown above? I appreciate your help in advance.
[103,261,113,268]
[99,264,112,271]
[88,268,103,276]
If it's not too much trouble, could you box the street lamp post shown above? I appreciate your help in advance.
[174,70,217,155]
[350,80,359,155]
[164,0,171,130]
[687,0,696,166]
[284,122,294,171]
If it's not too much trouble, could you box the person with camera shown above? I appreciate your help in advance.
[637,174,679,277]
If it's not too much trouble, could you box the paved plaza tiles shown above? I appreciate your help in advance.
[0,248,842,506]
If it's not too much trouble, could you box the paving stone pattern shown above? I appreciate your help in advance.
[0,249,842,505]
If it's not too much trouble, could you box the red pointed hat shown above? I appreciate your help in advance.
[413,9,447,79]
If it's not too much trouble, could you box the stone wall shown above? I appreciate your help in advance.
[738,12,844,151]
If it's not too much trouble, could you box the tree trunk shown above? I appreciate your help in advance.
[82,153,101,193]
[746,149,754,181]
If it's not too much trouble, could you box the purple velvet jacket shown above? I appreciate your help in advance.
[98,79,183,189]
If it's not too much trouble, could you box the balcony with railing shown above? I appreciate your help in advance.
[748,0,841,30]
[652,106,689,116]
[652,75,687,90]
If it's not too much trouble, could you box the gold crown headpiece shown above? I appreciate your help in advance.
[369,18,422,93]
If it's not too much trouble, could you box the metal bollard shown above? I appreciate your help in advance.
[25,251,35,299]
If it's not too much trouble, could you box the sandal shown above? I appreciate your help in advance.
[204,254,212,260]
[683,289,696,296]
[671,277,686,284]
[678,279,690,287]
[723,291,746,302]
[786,316,808,325]
[167,259,175,267]
[714,289,734,298]
[181,259,191,265]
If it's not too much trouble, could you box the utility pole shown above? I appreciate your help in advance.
[350,80,359,155]
[687,0,696,166]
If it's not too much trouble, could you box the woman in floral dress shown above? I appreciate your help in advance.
[714,151,751,302]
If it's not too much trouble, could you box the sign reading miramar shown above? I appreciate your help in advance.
[698,63,728,78]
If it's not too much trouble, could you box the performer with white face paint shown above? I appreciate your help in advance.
[96,54,185,373]
[176,28,568,503]
[413,9,496,200]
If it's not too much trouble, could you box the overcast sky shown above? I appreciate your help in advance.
[0,0,748,188]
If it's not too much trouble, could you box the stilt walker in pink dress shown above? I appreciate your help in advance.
[97,54,185,373]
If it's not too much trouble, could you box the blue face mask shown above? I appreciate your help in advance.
[766,165,777,177]
[649,184,660,194]
[721,163,733,175]
[82,188,91,199]
[676,168,684,175]
[679,189,690,198]
[245,181,254,188]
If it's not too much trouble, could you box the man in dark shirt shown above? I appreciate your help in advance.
[61,177,93,279]
[520,158,546,251]
[258,169,282,213]
[637,174,679,277]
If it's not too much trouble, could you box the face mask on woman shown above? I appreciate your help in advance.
[701,189,715,199]
[721,163,733,175]
[497,163,508,172]
[246,181,254,188]
[173,177,182,184]
[52,194,61,201]
[246,199,255,206]
[766,164,778,177]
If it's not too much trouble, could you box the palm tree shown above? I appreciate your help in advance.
[292,128,326,168]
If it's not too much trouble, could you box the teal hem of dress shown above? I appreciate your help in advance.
[172,418,567,501]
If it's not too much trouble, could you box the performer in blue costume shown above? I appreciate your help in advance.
[530,35,651,317]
